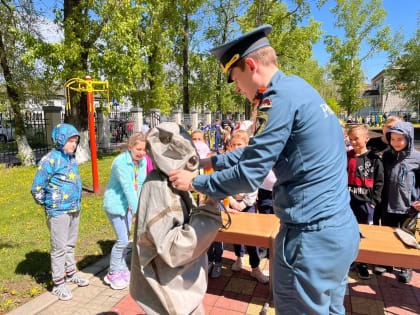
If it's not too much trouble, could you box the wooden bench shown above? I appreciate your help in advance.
[215,212,420,314]
[216,212,420,269]
[358,224,420,269]
[215,212,279,315]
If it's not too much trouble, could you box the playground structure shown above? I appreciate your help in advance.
[64,76,110,193]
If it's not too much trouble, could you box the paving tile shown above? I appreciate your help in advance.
[348,270,378,286]
[208,276,230,290]
[252,282,270,298]
[381,287,419,305]
[204,303,213,315]
[344,295,351,312]
[385,304,420,315]
[246,297,274,315]
[110,294,144,314]
[225,277,256,295]
[214,291,251,313]
[203,288,222,306]
[108,287,130,299]
[210,307,244,315]
[349,283,383,300]
[350,296,386,315]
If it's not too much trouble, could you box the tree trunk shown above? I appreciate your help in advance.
[0,34,35,165]
[63,0,93,164]
[182,13,190,114]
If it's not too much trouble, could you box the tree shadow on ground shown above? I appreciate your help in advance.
[76,239,115,271]
[15,250,52,288]
[0,241,15,249]
[14,240,115,290]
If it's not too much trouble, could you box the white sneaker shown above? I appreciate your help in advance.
[52,283,72,301]
[231,257,243,272]
[250,268,269,284]
[66,272,89,287]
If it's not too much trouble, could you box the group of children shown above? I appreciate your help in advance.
[31,124,153,300]
[191,128,270,284]
[31,115,420,304]
[344,117,420,283]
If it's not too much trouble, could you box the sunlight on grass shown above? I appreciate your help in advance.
[0,152,120,312]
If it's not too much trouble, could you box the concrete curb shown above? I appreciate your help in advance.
[8,255,110,315]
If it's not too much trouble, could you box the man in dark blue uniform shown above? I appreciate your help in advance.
[169,25,360,314]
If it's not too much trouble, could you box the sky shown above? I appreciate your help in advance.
[309,0,420,82]
[34,0,419,83]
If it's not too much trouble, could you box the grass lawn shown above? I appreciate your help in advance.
[0,151,120,312]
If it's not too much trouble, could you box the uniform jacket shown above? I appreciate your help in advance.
[31,123,81,217]
[192,70,352,227]
[347,149,384,206]
[103,150,147,216]
[380,122,420,214]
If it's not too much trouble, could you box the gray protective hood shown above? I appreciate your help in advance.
[386,121,414,157]
[146,122,199,177]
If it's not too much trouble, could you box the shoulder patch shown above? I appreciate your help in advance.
[259,97,272,110]
[253,96,272,135]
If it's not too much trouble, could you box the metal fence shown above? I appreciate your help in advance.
[0,111,49,165]
[106,111,135,146]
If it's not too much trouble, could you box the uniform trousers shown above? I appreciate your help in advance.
[273,209,360,314]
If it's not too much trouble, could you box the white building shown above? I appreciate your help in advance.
[362,70,411,115]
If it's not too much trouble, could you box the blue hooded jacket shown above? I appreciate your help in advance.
[31,123,82,217]
[381,121,420,214]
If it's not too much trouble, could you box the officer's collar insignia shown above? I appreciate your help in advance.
[253,88,268,103]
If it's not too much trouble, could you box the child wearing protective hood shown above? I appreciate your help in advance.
[376,121,420,283]
[130,122,223,315]
[31,123,89,301]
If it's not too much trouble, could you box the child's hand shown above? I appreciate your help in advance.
[227,208,239,214]
[230,200,243,211]
[412,201,420,211]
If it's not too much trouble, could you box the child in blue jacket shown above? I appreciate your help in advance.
[31,123,88,301]
[103,132,151,289]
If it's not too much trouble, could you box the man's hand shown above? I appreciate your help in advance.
[169,170,197,191]
[413,201,420,211]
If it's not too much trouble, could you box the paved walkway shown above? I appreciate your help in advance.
[8,244,420,315]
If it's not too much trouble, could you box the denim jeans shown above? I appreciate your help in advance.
[106,210,132,273]
[208,242,224,263]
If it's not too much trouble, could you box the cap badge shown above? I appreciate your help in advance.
[221,54,240,73]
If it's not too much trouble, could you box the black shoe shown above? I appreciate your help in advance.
[397,268,412,283]
[357,263,371,280]
[208,262,213,275]
[259,248,268,259]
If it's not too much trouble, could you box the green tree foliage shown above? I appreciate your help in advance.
[198,0,242,114]
[238,0,324,73]
[387,17,420,110]
[23,0,336,128]
[325,0,391,115]
[0,0,45,165]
